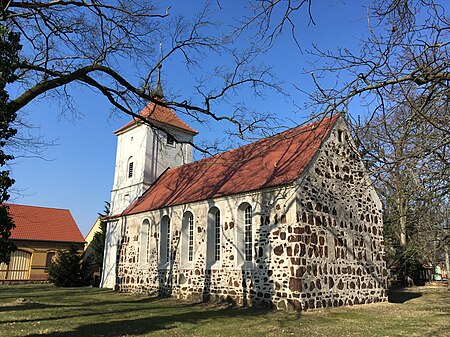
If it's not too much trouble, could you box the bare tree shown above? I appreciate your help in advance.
[360,104,449,284]
[236,0,450,284]
[1,1,285,153]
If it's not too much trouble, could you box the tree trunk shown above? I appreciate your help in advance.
[445,246,450,291]
[398,197,407,247]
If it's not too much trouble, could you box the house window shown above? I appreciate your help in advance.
[244,205,253,262]
[206,207,220,267]
[167,134,175,146]
[45,252,56,271]
[181,211,195,266]
[159,215,171,265]
[128,162,134,178]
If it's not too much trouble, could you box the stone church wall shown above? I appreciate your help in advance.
[114,120,387,310]
[284,120,388,309]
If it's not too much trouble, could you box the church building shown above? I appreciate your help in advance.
[101,91,388,310]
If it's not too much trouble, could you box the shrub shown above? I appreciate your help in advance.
[48,245,92,287]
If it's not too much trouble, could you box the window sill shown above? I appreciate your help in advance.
[138,263,151,271]
[206,261,221,270]
[158,262,172,270]
[237,261,255,270]
[179,263,195,270]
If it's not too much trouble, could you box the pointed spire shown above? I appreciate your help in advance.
[153,63,164,99]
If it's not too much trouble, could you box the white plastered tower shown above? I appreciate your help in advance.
[109,90,198,215]
[101,82,198,289]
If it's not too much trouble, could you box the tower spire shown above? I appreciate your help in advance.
[154,42,164,99]
[153,63,164,99]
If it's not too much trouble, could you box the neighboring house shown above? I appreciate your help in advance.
[84,216,104,286]
[0,204,85,281]
[85,216,102,258]
[101,94,388,310]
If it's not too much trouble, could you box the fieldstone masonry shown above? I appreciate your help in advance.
[113,119,387,310]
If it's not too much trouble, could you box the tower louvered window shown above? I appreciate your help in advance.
[128,162,134,178]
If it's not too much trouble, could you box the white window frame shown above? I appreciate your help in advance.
[236,202,255,270]
[159,215,171,268]
[206,206,221,269]
[138,219,151,269]
[180,211,195,268]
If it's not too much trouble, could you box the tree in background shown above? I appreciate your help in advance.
[48,245,92,287]
[250,0,450,285]
[0,24,21,264]
[360,101,449,284]
[90,202,110,272]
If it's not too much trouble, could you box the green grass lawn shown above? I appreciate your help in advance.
[0,284,448,337]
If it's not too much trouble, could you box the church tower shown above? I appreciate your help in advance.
[109,86,198,215]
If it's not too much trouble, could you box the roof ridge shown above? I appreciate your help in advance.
[163,114,339,170]
[3,203,70,212]
[115,101,198,135]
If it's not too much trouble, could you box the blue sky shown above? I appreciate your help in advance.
[9,1,370,236]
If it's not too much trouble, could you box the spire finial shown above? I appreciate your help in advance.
[153,43,164,99]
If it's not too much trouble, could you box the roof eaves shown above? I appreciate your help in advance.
[12,238,86,244]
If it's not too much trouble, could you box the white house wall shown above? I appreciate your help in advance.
[100,220,120,289]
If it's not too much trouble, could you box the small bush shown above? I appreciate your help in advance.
[48,245,92,287]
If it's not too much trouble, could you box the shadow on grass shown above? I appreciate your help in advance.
[0,302,65,313]
[0,296,206,324]
[23,304,270,337]
[388,288,422,303]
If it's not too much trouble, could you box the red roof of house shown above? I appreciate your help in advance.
[119,114,340,217]
[115,100,198,135]
[5,204,85,243]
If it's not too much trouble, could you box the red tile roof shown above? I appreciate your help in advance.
[115,100,198,135]
[118,114,340,217]
[5,204,85,243]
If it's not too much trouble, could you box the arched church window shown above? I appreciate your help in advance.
[181,211,195,266]
[206,207,220,267]
[214,209,221,262]
[236,202,254,266]
[159,215,171,265]
[139,219,151,268]
[244,205,253,262]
